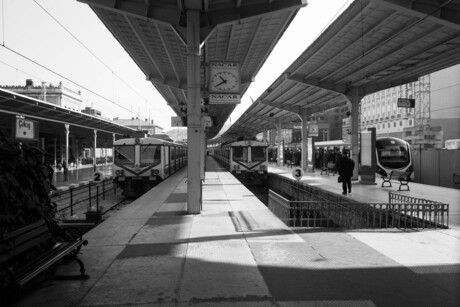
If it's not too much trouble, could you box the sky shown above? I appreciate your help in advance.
[0,0,352,133]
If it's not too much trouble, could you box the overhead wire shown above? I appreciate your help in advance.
[32,0,164,116]
[32,0,157,112]
[1,0,164,121]
[1,45,134,115]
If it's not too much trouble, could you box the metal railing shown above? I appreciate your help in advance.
[51,177,117,220]
[268,189,449,230]
[389,192,449,229]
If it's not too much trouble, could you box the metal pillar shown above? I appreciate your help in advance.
[347,88,363,181]
[270,129,276,146]
[186,9,202,214]
[277,118,282,166]
[53,138,57,168]
[300,109,308,172]
[64,124,70,181]
[93,129,97,172]
[200,122,205,181]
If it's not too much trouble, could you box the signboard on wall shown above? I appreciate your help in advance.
[308,124,318,137]
[13,117,39,141]
[359,128,377,185]
[397,98,415,108]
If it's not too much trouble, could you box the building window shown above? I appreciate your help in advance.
[393,122,396,127]
[409,120,412,125]
[400,121,402,126]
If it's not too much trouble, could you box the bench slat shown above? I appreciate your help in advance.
[0,219,89,293]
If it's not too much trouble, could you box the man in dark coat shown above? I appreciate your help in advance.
[338,150,355,195]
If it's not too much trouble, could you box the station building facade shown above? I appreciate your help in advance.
[2,79,83,112]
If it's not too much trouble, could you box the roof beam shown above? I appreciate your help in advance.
[147,74,187,90]
[375,0,460,30]
[287,74,348,95]
[258,100,301,115]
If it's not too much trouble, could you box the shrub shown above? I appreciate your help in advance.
[0,134,56,237]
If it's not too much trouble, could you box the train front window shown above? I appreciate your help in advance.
[233,146,248,162]
[377,144,410,167]
[251,147,266,161]
[140,145,161,167]
[115,145,135,167]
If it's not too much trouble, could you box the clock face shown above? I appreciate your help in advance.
[211,72,238,92]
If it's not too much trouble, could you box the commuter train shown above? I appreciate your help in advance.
[113,137,187,197]
[375,136,412,177]
[315,136,412,177]
[211,140,268,185]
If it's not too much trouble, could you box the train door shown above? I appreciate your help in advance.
[172,146,178,173]
[163,145,170,177]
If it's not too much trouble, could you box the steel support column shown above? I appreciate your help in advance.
[300,109,308,172]
[346,88,363,181]
[186,9,202,214]
[93,129,97,172]
[65,124,70,181]
[277,118,282,166]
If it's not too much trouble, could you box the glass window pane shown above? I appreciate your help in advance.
[233,147,248,162]
[140,145,161,167]
[115,145,135,167]
[252,147,266,161]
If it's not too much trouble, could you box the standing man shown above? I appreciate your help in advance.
[338,150,355,195]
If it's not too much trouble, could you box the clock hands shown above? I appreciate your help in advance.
[215,76,227,87]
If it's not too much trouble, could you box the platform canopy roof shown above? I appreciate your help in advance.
[214,0,460,143]
[78,0,308,140]
[0,88,136,139]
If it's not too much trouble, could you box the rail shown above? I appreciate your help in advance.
[268,189,449,230]
[51,177,118,219]
[389,192,449,229]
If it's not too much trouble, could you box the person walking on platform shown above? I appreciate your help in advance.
[337,150,354,195]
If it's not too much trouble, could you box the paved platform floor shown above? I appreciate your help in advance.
[11,157,460,307]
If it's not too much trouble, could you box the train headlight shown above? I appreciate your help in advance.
[152,169,160,175]
[233,165,240,170]
[259,165,267,170]
[115,170,124,176]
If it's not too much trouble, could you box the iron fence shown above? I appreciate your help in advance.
[51,177,117,219]
[268,189,449,230]
[389,192,449,229]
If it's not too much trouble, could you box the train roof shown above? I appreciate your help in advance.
[223,140,268,147]
[113,137,186,147]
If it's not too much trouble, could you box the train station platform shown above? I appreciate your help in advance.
[11,157,460,307]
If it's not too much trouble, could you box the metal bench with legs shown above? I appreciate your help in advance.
[381,170,412,191]
[0,219,89,301]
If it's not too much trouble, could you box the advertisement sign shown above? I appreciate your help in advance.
[359,128,377,185]
[209,93,241,104]
[308,124,318,137]
[397,98,415,108]
[361,131,372,167]
[13,117,39,141]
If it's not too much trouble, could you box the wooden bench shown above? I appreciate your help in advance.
[320,162,336,176]
[0,219,89,299]
[381,170,412,191]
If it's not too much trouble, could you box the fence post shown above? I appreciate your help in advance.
[103,180,106,200]
[89,182,92,208]
[70,187,73,216]
[96,186,99,224]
